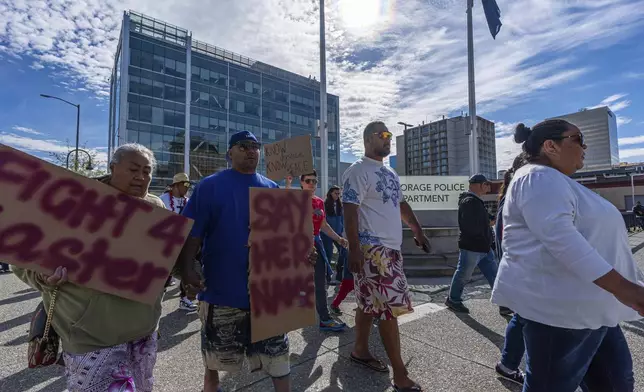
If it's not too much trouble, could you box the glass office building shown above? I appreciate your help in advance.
[108,11,341,194]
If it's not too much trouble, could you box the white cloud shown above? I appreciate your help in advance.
[624,72,644,79]
[12,125,44,135]
[617,116,632,126]
[0,132,69,153]
[590,93,631,112]
[619,135,644,146]
[0,132,108,168]
[620,147,644,160]
[495,134,523,171]
[1,0,644,159]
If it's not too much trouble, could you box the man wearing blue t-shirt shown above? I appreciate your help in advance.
[177,131,301,392]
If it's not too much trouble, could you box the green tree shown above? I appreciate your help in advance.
[48,141,108,178]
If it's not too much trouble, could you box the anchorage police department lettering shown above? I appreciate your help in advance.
[398,177,469,210]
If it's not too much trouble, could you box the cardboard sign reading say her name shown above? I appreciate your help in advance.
[249,188,315,343]
[263,135,314,181]
[0,144,194,305]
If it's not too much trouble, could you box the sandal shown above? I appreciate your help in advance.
[350,353,389,373]
[392,382,423,391]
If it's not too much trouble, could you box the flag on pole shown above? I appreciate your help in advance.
[481,0,502,39]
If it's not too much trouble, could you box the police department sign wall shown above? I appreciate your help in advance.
[399,176,469,210]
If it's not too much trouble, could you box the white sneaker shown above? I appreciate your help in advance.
[179,297,197,311]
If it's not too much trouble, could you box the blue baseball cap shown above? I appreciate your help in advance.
[469,174,490,184]
[228,130,259,150]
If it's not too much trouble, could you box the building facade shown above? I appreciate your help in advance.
[395,115,497,179]
[108,11,341,194]
[547,106,619,172]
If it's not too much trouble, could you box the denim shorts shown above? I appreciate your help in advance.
[198,302,290,378]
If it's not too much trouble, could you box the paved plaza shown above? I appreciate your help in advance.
[2,231,644,391]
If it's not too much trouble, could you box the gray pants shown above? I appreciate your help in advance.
[314,238,330,321]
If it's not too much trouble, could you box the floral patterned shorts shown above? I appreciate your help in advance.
[63,333,158,392]
[354,244,414,320]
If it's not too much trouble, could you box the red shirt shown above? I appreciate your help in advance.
[312,196,325,236]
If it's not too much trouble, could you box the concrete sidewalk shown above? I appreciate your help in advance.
[2,231,644,391]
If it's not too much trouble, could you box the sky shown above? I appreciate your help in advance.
[1,0,644,173]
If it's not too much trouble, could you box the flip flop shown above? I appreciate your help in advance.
[350,353,389,373]
[392,383,423,392]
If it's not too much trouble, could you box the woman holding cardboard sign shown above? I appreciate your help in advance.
[14,144,166,392]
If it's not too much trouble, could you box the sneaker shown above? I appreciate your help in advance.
[445,298,470,313]
[319,319,346,332]
[499,306,514,317]
[495,363,525,385]
[330,305,342,315]
[179,297,198,311]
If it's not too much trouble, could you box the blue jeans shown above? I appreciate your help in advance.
[314,236,331,321]
[520,316,633,392]
[321,233,345,279]
[448,249,498,303]
[501,314,525,371]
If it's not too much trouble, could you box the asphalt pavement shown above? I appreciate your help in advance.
[2,231,644,391]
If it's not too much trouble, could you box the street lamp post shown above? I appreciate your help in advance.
[65,149,93,171]
[40,94,81,171]
[397,121,414,131]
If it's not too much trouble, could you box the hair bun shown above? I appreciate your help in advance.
[514,123,532,144]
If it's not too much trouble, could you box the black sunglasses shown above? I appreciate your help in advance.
[551,133,584,146]
[303,178,318,185]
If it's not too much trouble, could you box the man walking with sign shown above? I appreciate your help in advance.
[342,121,429,392]
[177,131,315,392]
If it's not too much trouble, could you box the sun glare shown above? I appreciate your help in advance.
[339,0,387,34]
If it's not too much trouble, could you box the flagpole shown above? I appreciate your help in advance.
[319,0,329,193]
[467,0,479,175]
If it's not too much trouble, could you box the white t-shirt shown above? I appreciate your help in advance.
[491,164,643,329]
[341,156,403,250]
[159,192,188,214]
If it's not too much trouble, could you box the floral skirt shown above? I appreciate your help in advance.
[63,333,158,392]
[354,244,414,320]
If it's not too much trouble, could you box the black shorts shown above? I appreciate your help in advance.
[199,302,290,377]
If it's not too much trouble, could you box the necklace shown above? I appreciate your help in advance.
[168,192,186,213]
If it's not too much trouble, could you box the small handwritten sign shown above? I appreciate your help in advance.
[263,135,314,181]
[0,144,193,305]
[248,188,315,342]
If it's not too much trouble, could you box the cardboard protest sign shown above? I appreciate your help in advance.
[248,188,315,342]
[263,135,314,181]
[0,144,193,305]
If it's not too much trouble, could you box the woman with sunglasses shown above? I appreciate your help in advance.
[491,120,644,391]
[287,171,348,332]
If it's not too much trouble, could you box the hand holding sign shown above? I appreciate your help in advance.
[307,247,317,266]
[264,136,313,181]
[41,266,69,287]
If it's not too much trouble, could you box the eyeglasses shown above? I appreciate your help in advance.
[373,131,393,140]
[304,178,318,185]
[235,141,261,151]
[552,133,584,146]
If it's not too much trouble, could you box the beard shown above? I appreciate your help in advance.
[374,146,391,158]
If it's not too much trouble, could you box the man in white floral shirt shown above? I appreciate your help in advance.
[342,121,430,392]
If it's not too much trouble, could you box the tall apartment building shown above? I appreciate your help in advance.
[108,11,341,193]
[395,115,497,179]
[547,106,619,172]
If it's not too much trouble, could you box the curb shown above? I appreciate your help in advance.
[409,275,486,296]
